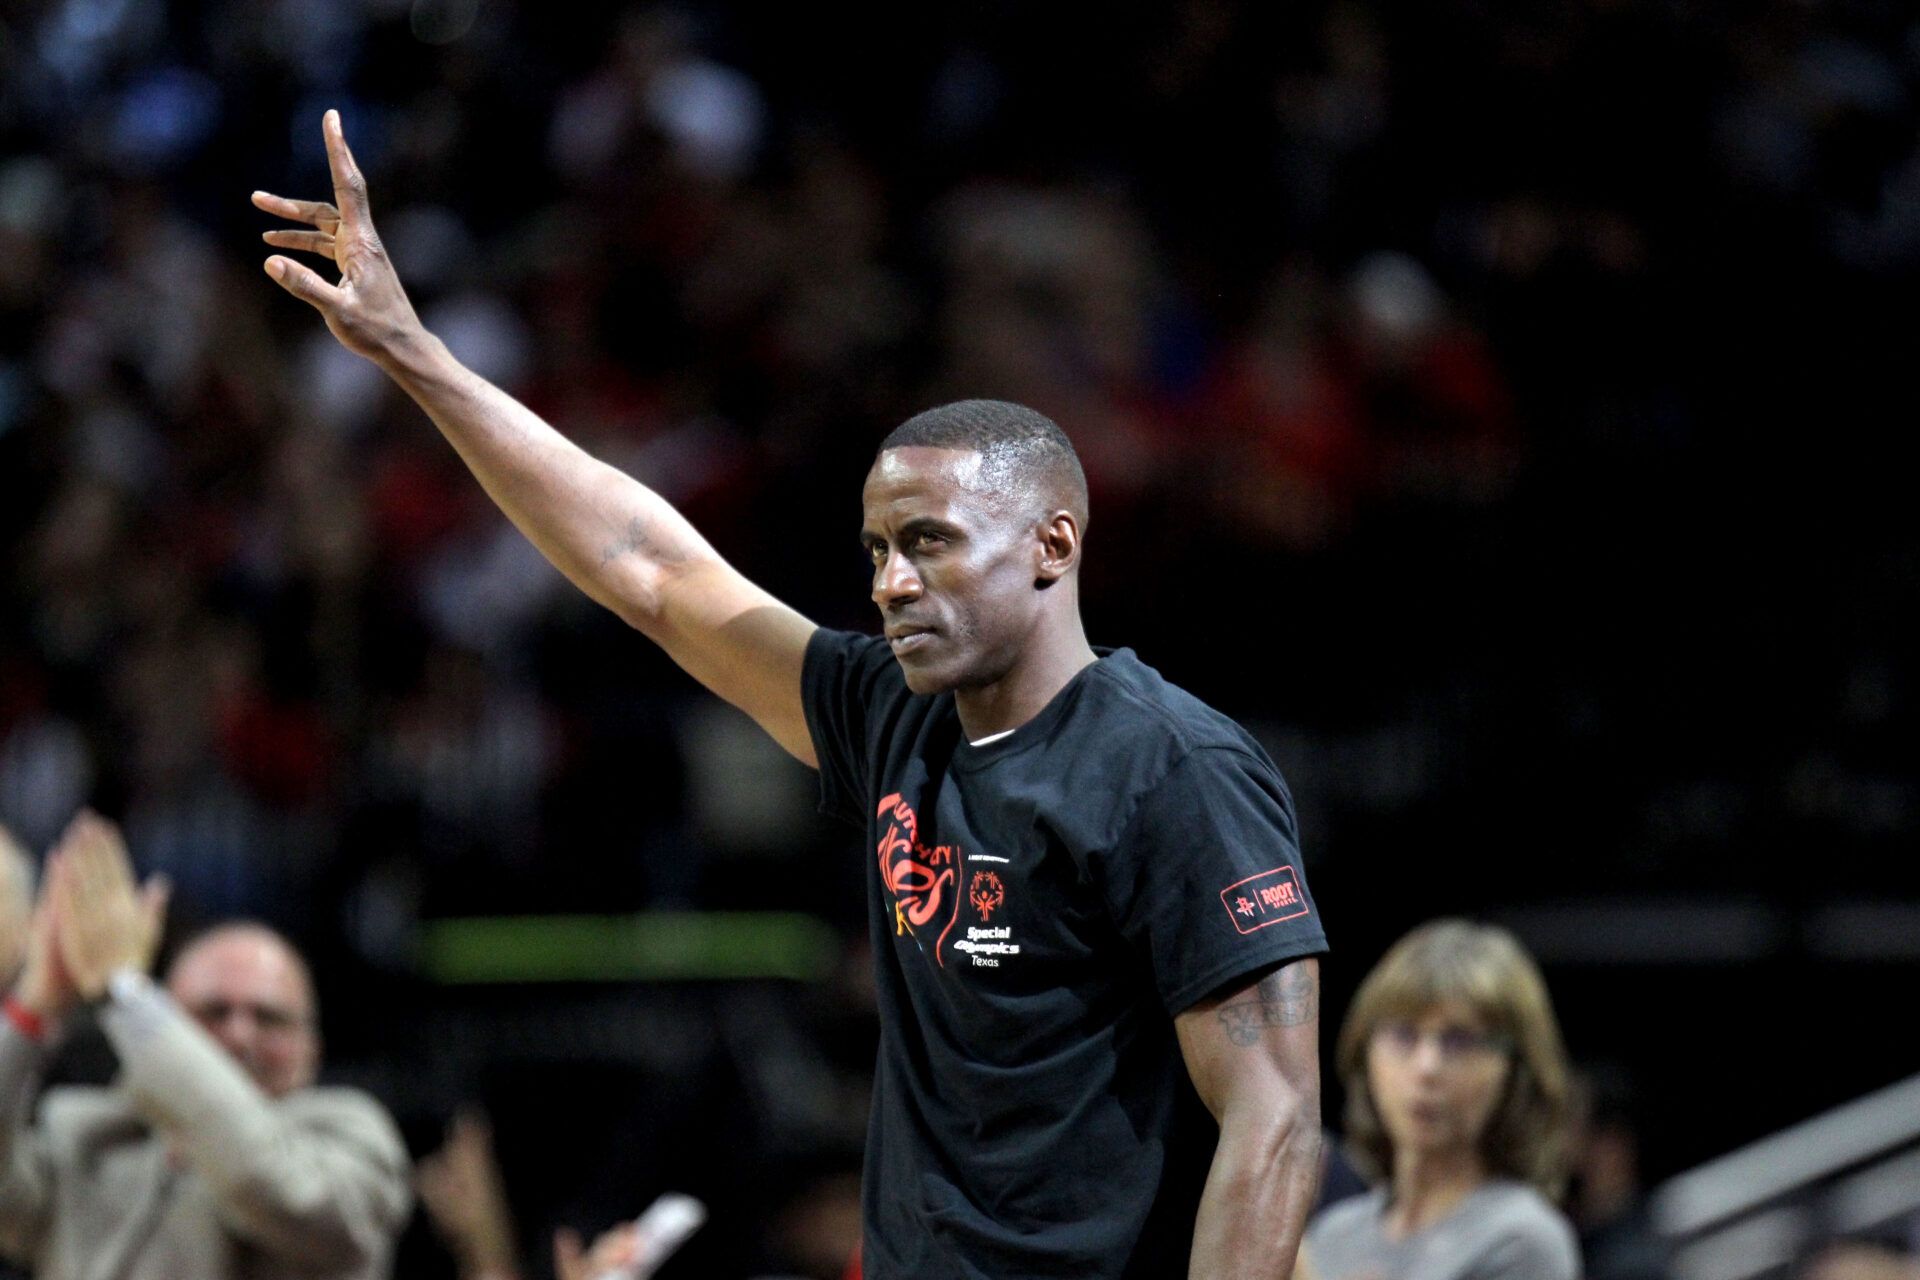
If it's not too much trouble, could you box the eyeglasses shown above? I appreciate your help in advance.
[185,999,311,1037]
[1371,1020,1511,1063]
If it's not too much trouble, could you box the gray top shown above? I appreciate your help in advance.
[1306,1180,1582,1280]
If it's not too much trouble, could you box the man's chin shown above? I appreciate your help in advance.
[895,654,962,697]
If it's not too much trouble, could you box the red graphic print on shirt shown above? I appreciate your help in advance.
[969,870,1005,921]
[877,793,962,966]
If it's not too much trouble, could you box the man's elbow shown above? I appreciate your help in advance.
[1225,1080,1321,1170]
[217,1171,408,1268]
[1266,1100,1322,1171]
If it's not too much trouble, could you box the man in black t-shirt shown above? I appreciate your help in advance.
[257,111,1326,1278]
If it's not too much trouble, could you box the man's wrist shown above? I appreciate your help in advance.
[374,321,442,382]
[9,975,71,1024]
[106,966,155,1004]
[2,992,53,1042]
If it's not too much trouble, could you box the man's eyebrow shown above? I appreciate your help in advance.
[898,516,961,540]
[861,517,959,548]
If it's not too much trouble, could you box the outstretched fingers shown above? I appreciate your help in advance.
[251,190,340,233]
[322,109,371,230]
[263,256,345,310]
[262,229,337,257]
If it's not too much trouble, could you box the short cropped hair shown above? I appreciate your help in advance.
[1336,919,1573,1197]
[879,399,1089,526]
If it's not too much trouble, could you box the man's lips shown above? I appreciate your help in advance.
[886,625,936,654]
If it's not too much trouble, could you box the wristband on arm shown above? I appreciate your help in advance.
[2,994,49,1042]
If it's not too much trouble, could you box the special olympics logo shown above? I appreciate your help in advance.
[969,870,1005,920]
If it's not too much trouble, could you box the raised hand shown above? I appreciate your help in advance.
[416,1111,520,1277]
[552,1221,641,1280]
[48,811,169,1000]
[0,823,32,982]
[11,855,79,1022]
[254,110,425,364]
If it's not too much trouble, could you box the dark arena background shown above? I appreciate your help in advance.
[1,2,1915,1277]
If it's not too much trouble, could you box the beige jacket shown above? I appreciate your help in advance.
[0,979,411,1280]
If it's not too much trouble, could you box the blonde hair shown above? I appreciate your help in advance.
[1336,918,1573,1198]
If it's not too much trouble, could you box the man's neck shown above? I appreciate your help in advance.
[953,625,1098,742]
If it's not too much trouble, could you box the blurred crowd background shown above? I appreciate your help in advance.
[1,0,1915,1276]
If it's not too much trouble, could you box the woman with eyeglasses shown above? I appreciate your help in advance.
[1301,919,1581,1280]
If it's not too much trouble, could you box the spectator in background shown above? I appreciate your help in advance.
[0,811,411,1278]
[417,1110,524,1280]
[0,829,30,986]
[1304,919,1579,1280]
[0,830,27,1280]
[416,1109,701,1280]
[1569,1065,1666,1280]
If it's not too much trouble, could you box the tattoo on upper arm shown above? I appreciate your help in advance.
[1215,964,1318,1047]
[601,516,657,567]
[601,512,701,573]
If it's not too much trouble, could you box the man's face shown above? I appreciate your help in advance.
[167,930,318,1098]
[861,447,1041,695]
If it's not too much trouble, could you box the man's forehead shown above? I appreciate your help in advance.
[169,931,311,1007]
[865,445,986,495]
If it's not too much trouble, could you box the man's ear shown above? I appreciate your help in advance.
[1034,511,1081,589]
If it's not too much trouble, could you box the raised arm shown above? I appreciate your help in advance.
[1176,957,1323,1280]
[255,111,818,766]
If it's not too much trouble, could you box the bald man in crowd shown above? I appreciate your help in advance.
[0,812,411,1279]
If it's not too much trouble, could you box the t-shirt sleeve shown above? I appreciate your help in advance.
[800,627,896,826]
[1097,745,1327,1015]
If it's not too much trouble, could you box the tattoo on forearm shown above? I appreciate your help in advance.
[1216,965,1317,1047]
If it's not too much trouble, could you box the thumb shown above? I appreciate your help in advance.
[264,256,345,310]
[140,875,172,935]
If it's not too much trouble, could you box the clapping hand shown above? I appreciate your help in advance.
[46,811,169,1001]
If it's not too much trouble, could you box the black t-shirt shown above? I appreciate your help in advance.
[802,630,1328,1279]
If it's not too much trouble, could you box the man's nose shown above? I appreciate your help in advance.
[210,1009,260,1046]
[873,549,923,606]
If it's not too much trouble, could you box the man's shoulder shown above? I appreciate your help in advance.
[806,627,912,706]
[280,1083,396,1116]
[1076,649,1270,762]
